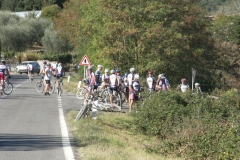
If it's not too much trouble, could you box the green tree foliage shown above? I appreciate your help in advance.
[41,25,73,54]
[42,52,72,65]
[75,0,218,88]
[0,11,52,52]
[41,5,61,19]
[0,0,68,12]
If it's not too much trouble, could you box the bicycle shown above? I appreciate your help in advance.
[75,91,100,121]
[99,86,122,111]
[75,89,122,121]
[1,77,13,95]
[35,74,55,94]
[57,77,64,96]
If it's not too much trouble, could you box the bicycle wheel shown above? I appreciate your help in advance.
[112,92,122,111]
[58,82,63,96]
[99,88,109,103]
[35,81,44,93]
[3,81,13,95]
[49,81,55,94]
[76,87,88,99]
[75,104,89,121]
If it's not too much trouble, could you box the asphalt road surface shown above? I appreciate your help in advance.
[0,73,81,160]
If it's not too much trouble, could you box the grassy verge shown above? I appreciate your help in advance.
[63,74,182,160]
[67,111,181,160]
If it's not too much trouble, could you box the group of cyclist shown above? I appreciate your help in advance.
[38,61,65,95]
[146,70,202,93]
[83,65,141,112]
[0,60,10,95]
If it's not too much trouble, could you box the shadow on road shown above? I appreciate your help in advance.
[0,134,77,151]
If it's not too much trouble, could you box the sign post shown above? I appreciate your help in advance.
[79,55,91,79]
[192,68,196,91]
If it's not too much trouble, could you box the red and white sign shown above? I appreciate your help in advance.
[79,55,91,66]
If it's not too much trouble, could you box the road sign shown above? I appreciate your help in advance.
[79,55,91,66]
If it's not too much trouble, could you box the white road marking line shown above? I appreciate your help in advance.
[58,97,75,160]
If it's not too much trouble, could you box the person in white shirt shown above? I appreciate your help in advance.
[27,63,34,79]
[146,70,156,92]
[55,63,65,89]
[44,63,52,95]
[109,69,119,107]
[179,78,189,93]
[99,69,109,89]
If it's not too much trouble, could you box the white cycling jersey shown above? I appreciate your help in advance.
[147,76,156,89]
[109,74,117,87]
[27,64,33,71]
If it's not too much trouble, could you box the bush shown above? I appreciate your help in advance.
[133,90,240,159]
[41,5,61,19]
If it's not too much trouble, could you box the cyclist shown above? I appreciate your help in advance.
[178,78,189,93]
[116,69,123,85]
[156,74,169,91]
[109,69,120,108]
[27,63,34,80]
[127,68,136,103]
[194,83,202,94]
[84,65,96,104]
[55,63,65,89]
[123,72,129,103]
[146,70,156,92]
[95,65,103,86]
[44,63,53,95]
[129,74,140,112]
[99,68,109,89]
[0,60,10,95]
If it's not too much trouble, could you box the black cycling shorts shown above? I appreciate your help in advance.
[45,80,50,84]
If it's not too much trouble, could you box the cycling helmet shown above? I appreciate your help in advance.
[130,68,135,72]
[195,83,200,86]
[116,68,120,73]
[148,70,153,75]
[1,60,6,64]
[98,65,103,68]
[134,74,140,80]
[43,61,47,65]
[47,63,51,66]
[181,78,186,82]
[105,69,109,72]
[158,74,164,79]
[58,63,62,67]
[110,69,115,74]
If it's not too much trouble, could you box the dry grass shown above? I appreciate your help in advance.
[67,111,182,160]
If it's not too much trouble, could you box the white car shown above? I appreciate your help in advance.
[16,61,40,74]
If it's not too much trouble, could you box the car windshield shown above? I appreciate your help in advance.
[21,63,28,66]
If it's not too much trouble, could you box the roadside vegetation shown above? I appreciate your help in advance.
[64,75,240,159]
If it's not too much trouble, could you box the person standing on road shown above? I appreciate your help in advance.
[127,68,136,103]
[0,60,10,95]
[129,74,140,112]
[27,63,34,80]
[109,69,120,108]
[99,68,109,90]
[44,63,53,95]
[95,65,103,86]
[55,63,65,89]
[84,65,96,104]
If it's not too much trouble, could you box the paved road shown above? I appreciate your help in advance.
[0,73,81,160]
